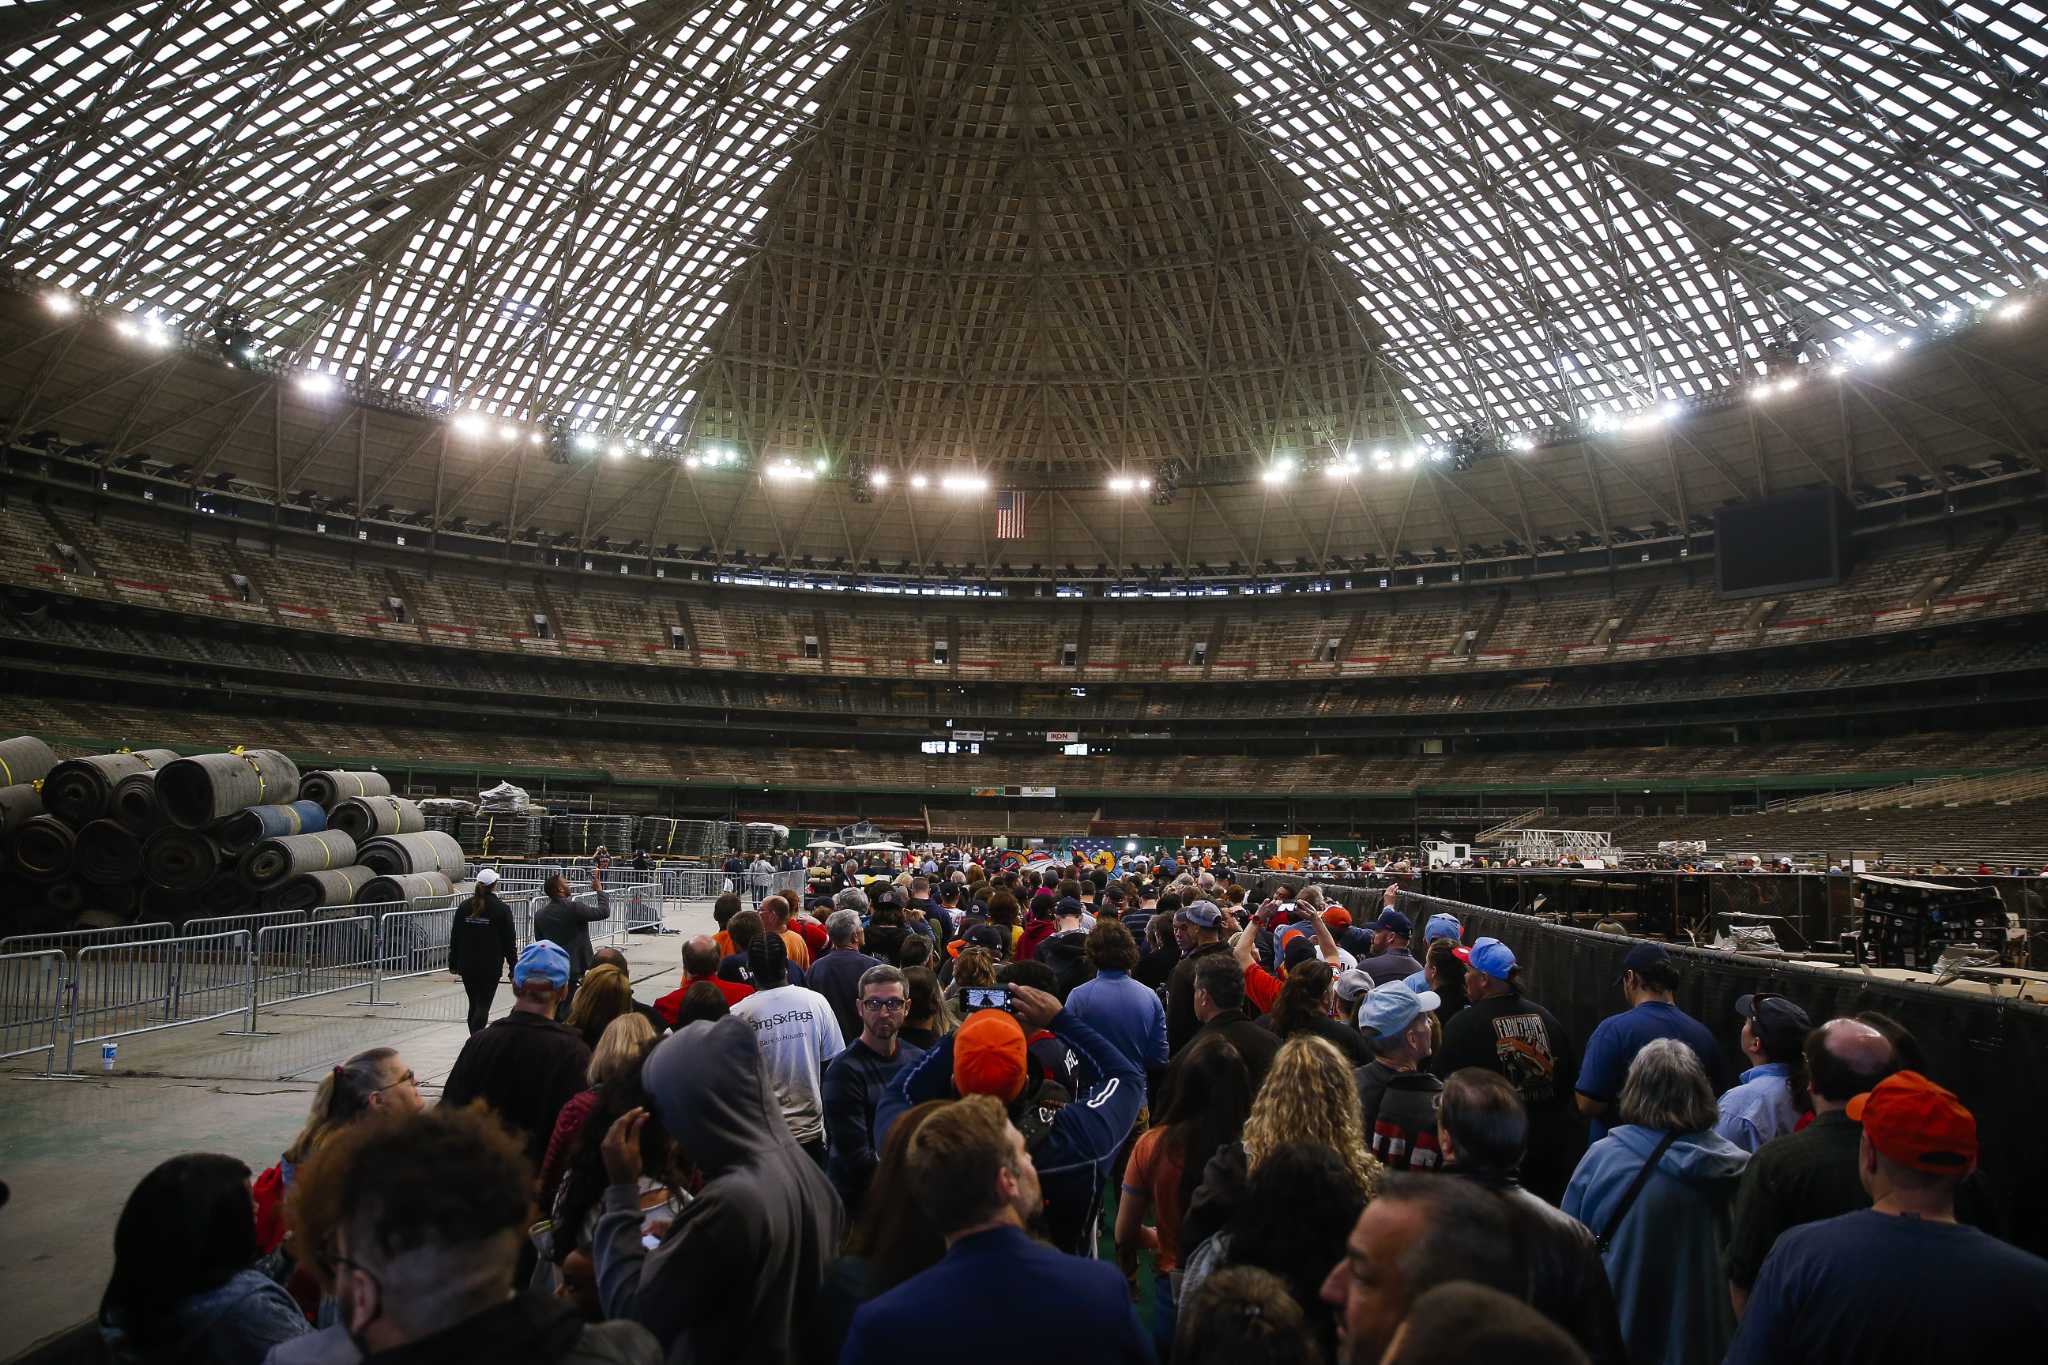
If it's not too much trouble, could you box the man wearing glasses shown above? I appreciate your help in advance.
[821,964,925,1212]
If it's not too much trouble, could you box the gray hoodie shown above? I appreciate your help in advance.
[593,1016,844,1365]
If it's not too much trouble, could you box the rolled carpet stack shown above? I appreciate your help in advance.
[42,749,182,826]
[357,830,465,881]
[44,879,85,915]
[239,830,359,890]
[262,865,378,915]
[328,795,424,843]
[0,783,44,838]
[299,769,392,810]
[111,771,164,835]
[143,826,225,892]
[75,819,146,886]
[195,874,256,918]
[12,815,79,881]
[356,871,453,906]
[157,749,301,829]
[0,734,59,789]
[218,800,328,854]
[89,881,141,922]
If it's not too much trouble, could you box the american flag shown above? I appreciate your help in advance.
[995,490,1026,539]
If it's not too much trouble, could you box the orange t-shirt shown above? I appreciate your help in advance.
[1122,1124,1189,1270]
[1242,962,1283,1015]
[779,928,812,972]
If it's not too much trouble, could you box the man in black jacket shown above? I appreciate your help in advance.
[441,941,592,1168]
[1164,899,1234,1053]
[1184,951,1280,1094]
[1437,1068,1628,1365]
[534,871,609,1014]
[820,964,924,1213]
[449,868,519,1034]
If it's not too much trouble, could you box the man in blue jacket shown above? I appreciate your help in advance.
[876,983,1142,1254]
[842,1093,1153,1365]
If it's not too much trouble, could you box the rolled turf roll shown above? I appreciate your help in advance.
[156,750,301,830]
[328,795,424,843]
[218,800,328,854]
[75,818,145,886]
[298,769,391,810]
[139,883,198,925]
[0,734,59,789]
[143,826,224,892]
[111,771,164,835]
[0,782,44,838]
[262,865,378,915]
[43,879,86,915]
[13,814,79,881]
[42,749,181,826]
[356,871,453,907]
[195,874,256,918]
[239,830,358,890]
[89,881,141,923]
[357,830,465,880]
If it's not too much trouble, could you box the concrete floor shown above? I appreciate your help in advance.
[0,901,711,1362]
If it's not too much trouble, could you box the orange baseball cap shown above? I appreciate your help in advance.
[1322,905,1353,929]
[953,1009,1028,1101]
[1847,1070,1977,1174]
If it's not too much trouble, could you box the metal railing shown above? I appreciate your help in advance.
[254,915,381,1010]
[66,931,254,1072]
[0,951,64,1074]
[381,901,458,981]
[0,922,174,958]
[0,880,678,1074]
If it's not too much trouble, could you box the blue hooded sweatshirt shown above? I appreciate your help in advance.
[1562,1123,1749,1365]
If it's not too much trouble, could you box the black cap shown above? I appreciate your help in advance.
[966,923,1006,953]
[1056,896,1086,920]
[1622,942,1670,973]
[1736,993,1812,1051]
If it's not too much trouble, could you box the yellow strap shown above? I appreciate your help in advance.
[0,755,10,785]
[350,773,365,798]
[314,832,336,869]
[286,805,301,835]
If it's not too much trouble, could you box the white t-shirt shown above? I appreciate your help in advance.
[729,983,845,1144]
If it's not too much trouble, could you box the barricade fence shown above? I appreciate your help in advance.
[0,921,175,959]
[254,914,382,1010]
[0,951,64,1074]
[383,901,459,981]
[66,930,254,1072]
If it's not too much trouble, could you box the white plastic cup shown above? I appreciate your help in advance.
[101,1042,117,1072]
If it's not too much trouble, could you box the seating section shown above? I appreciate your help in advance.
[2,501,2041,686]
[6,689,2046,798]
[1594,801,2048,871]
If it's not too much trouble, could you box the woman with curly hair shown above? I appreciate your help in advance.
[1179,1034,1384,1259]
[563,962,634,1049]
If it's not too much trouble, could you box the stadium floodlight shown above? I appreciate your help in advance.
[572,431,596,452]
[528,431,544,446]
[498,424,519,442]
[43,290,75,317]
[813,455,829,473]
[607,441,624,459]
[1996,300,2027,321]
[452,411,488,438]
[296,370,335,398]
[940,473,987,493]
[910,473,928,490]
[1262,456,1295,485]
[1508,434,1535,453]
[871,469,891,488]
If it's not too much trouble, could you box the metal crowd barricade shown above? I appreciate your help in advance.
[67,931,253,1072]
[253,912,384,1011]
[382,898,460,981]
[0,921,174,959]
[0,950,65,1074]
[616,881,667,935]
[657,866,729,902]
[185,909,308,942]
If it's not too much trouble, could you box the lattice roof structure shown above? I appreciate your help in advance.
[1,0,2044,570]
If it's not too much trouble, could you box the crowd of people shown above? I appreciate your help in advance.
[93,850,2048,1365]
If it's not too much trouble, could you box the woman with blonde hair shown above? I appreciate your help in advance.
[563,962,633,1049]
[539,1010,657,1205]
[1181,1034,1383,1257]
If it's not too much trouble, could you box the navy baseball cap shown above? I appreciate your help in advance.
[1370,908,1413,937]
[1736,993,1812,1051]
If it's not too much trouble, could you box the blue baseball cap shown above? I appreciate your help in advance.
[1403,967,1430,992]
[1357,980,1441,1041]
[513,939,570,988]
[1423,912,1461,944]
[1466,936,1517,981]
[1370,908,1413,937]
